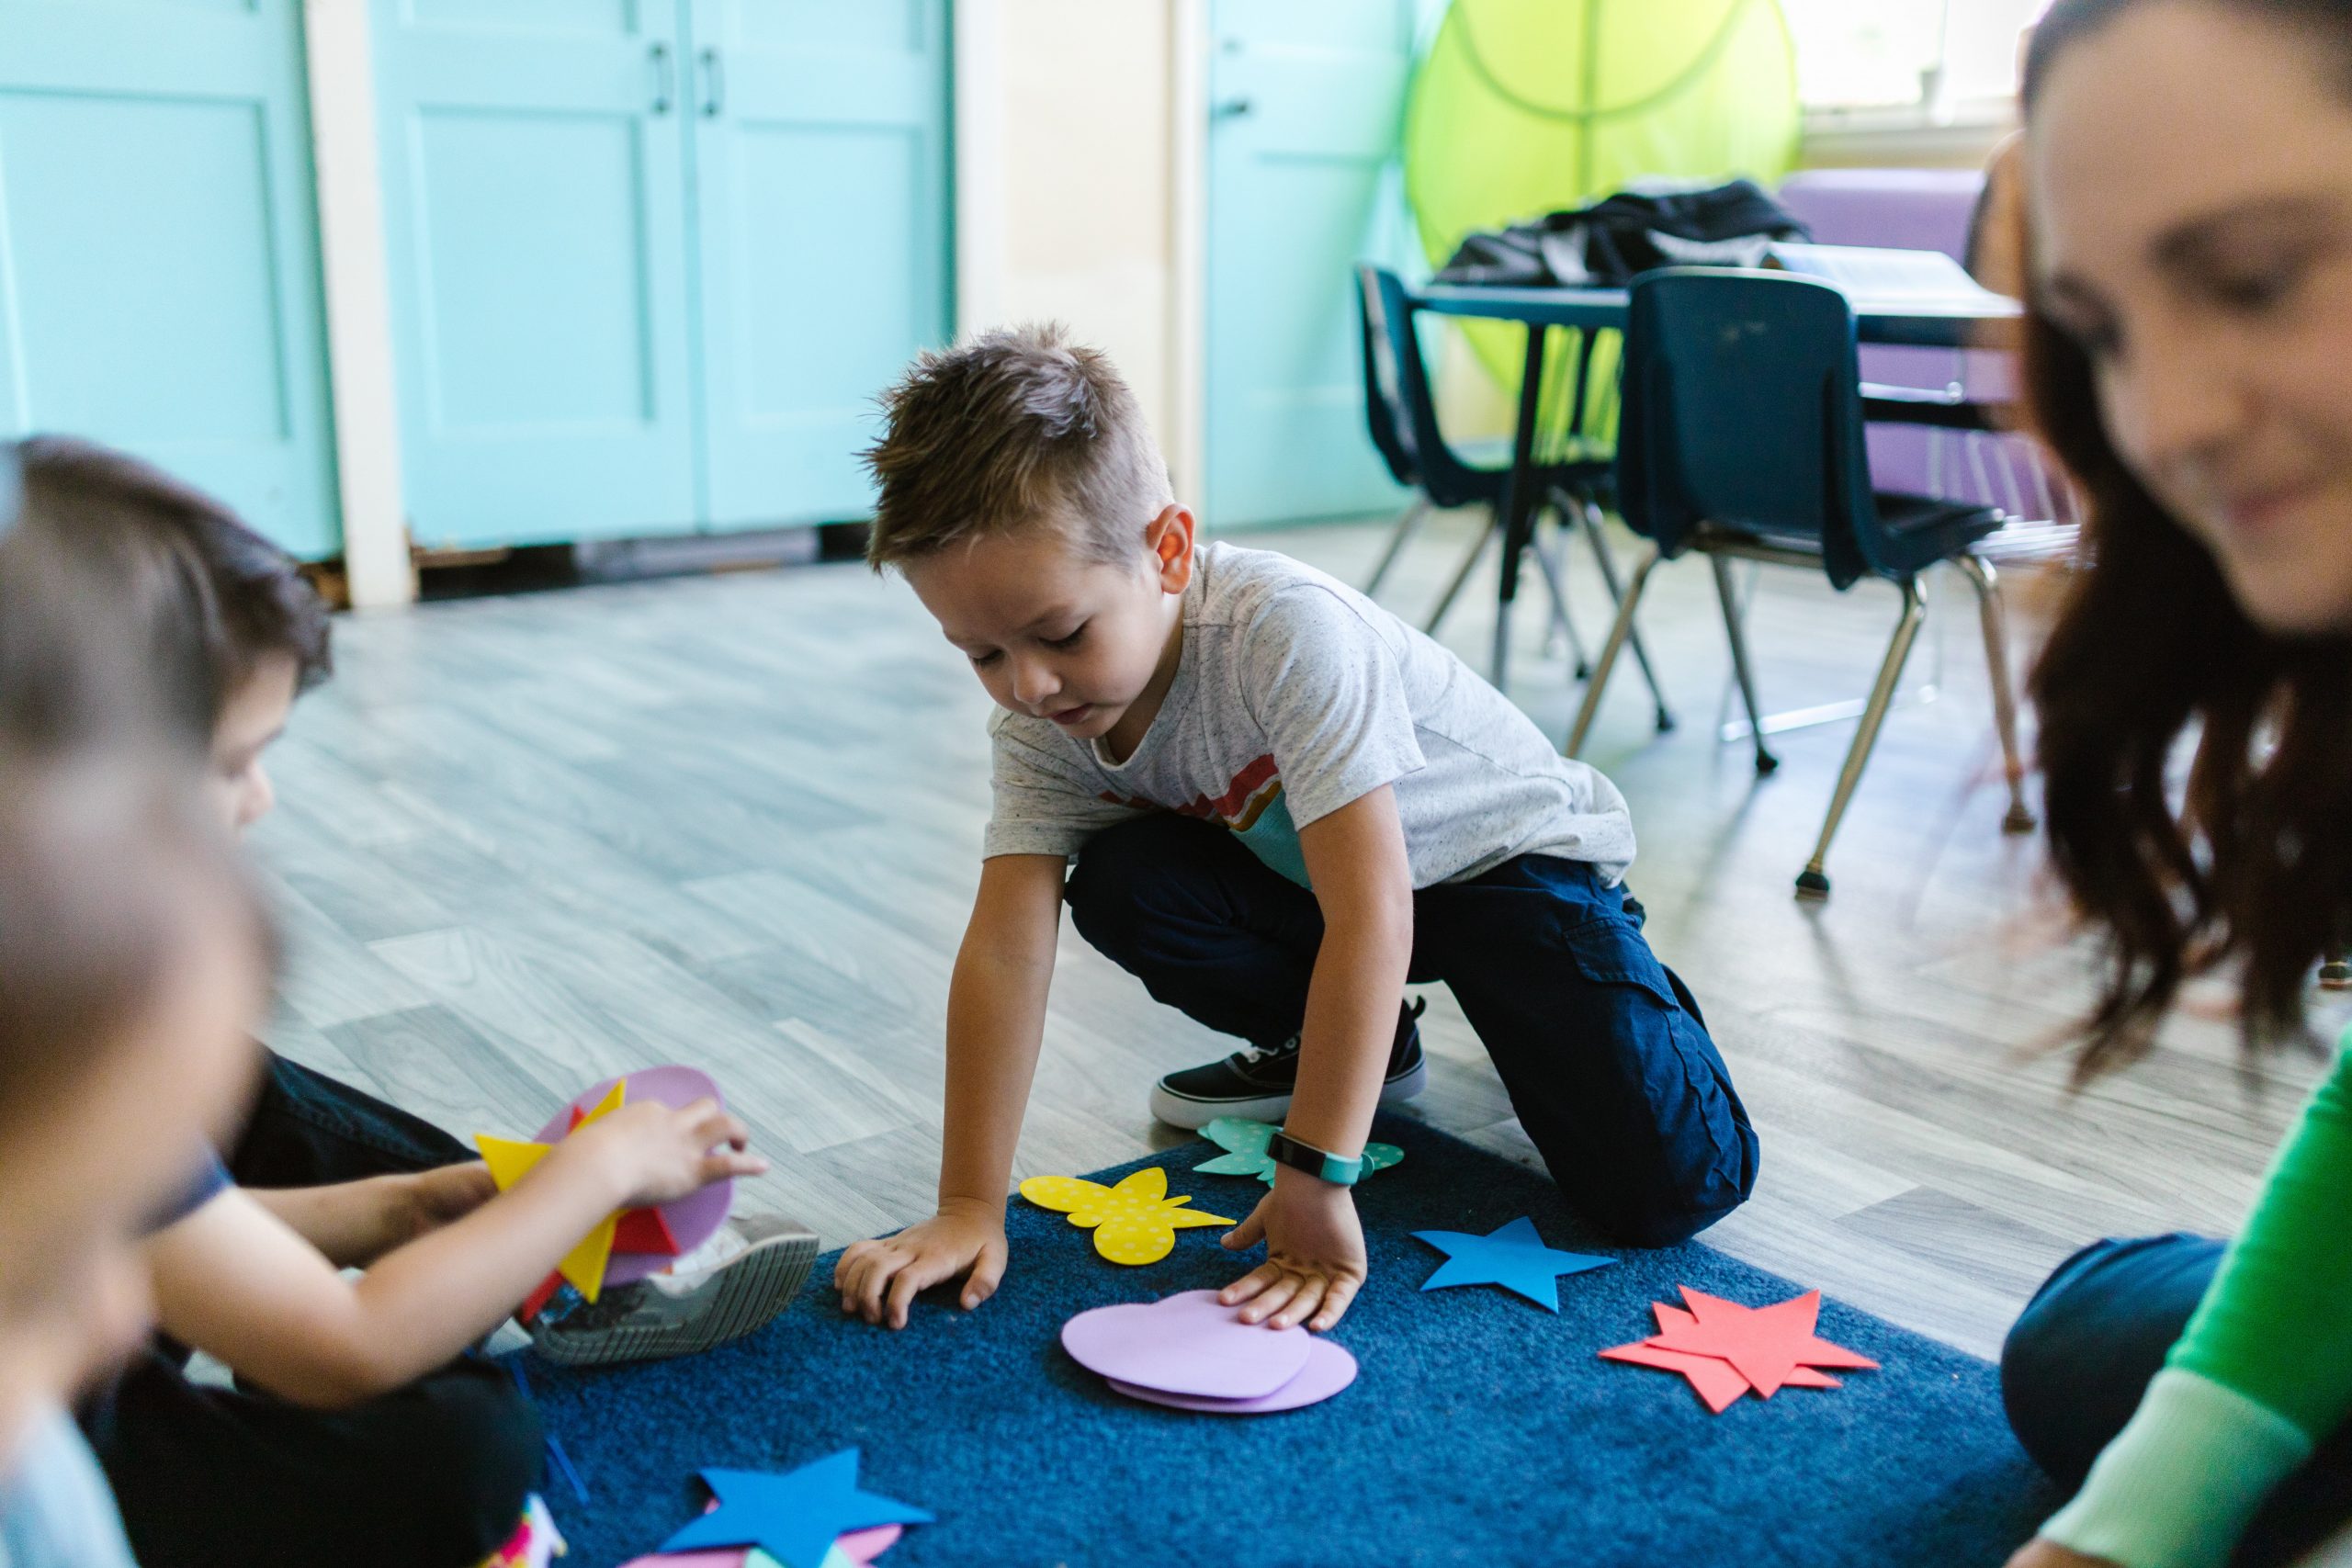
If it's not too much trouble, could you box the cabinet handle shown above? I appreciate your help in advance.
[649,40,674,115]
[698,47,725,117]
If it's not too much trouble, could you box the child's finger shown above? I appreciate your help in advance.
[832,1240,874,1291]
[1217,1261,1282,1306]
[1267,1276,1327,1331]
[1220,1208,1266,1251]
[884,1258,933,1330]
[697,1150,768,1184]
[1235,1271,1303,1325]
[1309,1273,1360,1332]
[962,1241,1007,1310]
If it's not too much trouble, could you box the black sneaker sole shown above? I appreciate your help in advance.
[530,1224,819,1369]
[1148,1055,1429,1131]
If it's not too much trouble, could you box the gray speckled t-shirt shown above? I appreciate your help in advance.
[983,542,1635,889]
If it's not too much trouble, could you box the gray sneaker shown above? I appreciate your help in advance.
[528,1213,818,1368]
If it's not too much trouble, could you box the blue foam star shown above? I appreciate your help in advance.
[660,1449,933,1568]
[1411,1215,1614,1311]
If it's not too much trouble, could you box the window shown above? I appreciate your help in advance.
[1783,0,2049,121]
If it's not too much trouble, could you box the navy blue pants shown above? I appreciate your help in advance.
[2002,1234,2352,1565]
[1063,814,1758,1247]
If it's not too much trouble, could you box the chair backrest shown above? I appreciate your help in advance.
[1355,266,1420,490]
[1363,265,1513,513]
[1615,267,1877,588]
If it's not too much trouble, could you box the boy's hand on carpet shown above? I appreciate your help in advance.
[2006,1540,2117,1568]
[1217,1175,1367,1332]
[834,1201,1008,1329]
[570,1098,767,1208]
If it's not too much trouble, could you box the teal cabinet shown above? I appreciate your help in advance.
[372,0,702,548]
[0,0,341,558]
[1205,0,1423,531]
[374,0,951,550]
[688,0,952,528]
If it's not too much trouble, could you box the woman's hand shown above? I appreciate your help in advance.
[1216,1172,1368,1331]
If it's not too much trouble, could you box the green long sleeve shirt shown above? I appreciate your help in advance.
[2041,1032,2352,1567]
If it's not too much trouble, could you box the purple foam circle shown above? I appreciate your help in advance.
[532,1065,733,1288]
[1107,1336,1358,1414]
[1060,1289,1315,1399]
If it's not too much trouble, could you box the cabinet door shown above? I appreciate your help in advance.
[373,0,698,548]
[684,0,951,530]
[0,0,340,558]
[1206,0,1422,530]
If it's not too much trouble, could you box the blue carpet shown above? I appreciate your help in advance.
[520,1119,2057,1567]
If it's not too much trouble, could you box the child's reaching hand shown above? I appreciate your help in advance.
[558,1098,767,1210]
[1217,1174,1368,1332]
[834,1199,1008,1328]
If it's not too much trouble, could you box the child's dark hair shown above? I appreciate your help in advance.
[15,436,331,747]
[861,324,1173,571]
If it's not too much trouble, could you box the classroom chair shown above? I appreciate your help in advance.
[1564,268,2036,899]
[1356,266,1670,728]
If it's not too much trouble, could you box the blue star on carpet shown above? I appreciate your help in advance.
[659,1448,933,1568]
[1411,1215,1614,1312]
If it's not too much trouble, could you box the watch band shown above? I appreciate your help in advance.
[1266,1129,1364,1188]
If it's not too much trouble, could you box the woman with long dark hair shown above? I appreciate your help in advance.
[2001,1,2352,1563]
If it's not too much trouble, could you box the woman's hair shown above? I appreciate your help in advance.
[2020,0,2352,1075]
[10,436,331,748]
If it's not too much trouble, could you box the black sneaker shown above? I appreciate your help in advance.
[1148,998,1428,1129]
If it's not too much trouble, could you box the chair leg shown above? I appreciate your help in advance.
[1710,555,1778,775]
[1527,522,1592,681]
[1363,498,1433,598]
[1564,489,1673,732]
[1424,511,1498,637]
[1565,543,1664,758]
[1954,553,2037,833]
[1796,575,1928,900]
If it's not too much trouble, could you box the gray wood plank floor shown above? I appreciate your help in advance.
[252,514,2340,1360]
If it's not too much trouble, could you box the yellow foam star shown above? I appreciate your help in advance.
[1018,1166,1235,1265]
[473,1080,628,1302]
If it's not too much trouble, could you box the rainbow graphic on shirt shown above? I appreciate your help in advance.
[1100,752,1310,886]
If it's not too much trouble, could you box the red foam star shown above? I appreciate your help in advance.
[1600,1289,1878,1411]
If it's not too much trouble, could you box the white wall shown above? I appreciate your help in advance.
[956,0,1197,497]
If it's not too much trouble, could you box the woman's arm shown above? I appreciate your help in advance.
[2033,1043,2352,1568]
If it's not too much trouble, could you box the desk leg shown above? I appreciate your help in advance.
[1492,323,1549,689]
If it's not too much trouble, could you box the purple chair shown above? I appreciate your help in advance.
[1776,169,2063,522]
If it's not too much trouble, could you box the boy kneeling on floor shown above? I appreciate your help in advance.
[836,326,1758,1335]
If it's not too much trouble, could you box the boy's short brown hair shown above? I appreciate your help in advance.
[16,436,332,747]
[862,324,1173,571]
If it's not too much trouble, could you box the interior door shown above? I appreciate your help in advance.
[1205,0,1424,531]
[0,0,341,558]
[684,0,952,529]
[373,0,699,549]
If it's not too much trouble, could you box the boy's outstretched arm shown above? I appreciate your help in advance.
[835,852,1067,1329]
[1219,785,1413,1333]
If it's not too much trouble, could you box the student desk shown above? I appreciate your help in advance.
[1406,281,2024,687]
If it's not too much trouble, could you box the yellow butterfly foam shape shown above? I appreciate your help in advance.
[474,1080,628,1303]
[1018,1166,1237,1265]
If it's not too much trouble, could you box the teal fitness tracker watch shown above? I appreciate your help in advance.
[1266,1129,1363,1188]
